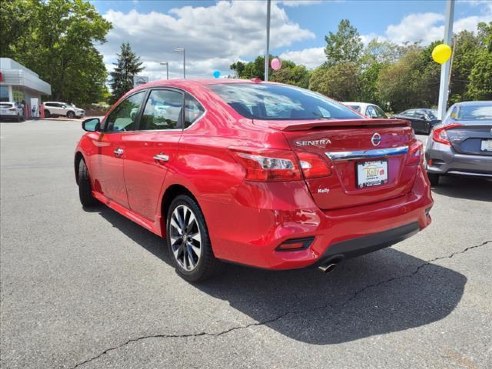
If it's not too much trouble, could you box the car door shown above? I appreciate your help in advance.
[90,91,147,208]
[123,88,186,221]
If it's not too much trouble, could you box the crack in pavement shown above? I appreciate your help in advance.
[71,239,491,369]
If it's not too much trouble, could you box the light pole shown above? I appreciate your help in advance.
[160,62,169,80]
[437,0,455,120]
[265,0,271,81]
[174,48,186,79]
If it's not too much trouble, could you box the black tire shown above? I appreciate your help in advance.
[67,111,75,119]
[44,109,51,118]
[166,195,222,282]
[427,172,440,187]
[78,159,98,207]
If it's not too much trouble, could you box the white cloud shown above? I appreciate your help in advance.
[279,0,322,7]
[279,47,325,69]
[385,13,445,45]
[369,4,492,46]
[99,1,314,79]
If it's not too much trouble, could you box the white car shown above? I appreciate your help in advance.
[0,102,24,122]
[343,102,388,119]
[43,101,85,119]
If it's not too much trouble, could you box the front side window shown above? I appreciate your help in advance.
[209,83,361,121]
[140,89,183,131]
[104,91,146,132]
[373,105,387,118]
[366,106,377,118]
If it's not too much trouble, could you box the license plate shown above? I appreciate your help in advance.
[481,139,492,152]
[357,160,388,188]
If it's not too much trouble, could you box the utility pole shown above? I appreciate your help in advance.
[437,0,455,120]
[264,0,271,81]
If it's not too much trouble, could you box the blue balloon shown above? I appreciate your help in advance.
[213,70,221,78]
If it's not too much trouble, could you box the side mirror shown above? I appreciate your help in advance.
[82,118,100,132]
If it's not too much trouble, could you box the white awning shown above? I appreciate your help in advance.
[0,58,51,96]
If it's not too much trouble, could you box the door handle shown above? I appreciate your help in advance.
[114,148,124,157]
[154,154,169,163]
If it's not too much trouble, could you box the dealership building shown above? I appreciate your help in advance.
[0,58,51,117]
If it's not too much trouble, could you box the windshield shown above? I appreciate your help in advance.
[209,83,362,121]
[450,103,492,121]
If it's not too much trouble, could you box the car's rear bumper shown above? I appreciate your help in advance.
[0,113,19,120]
[204,166,433,270]
[426,142,492,177]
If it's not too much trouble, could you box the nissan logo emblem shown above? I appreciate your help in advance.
[371,133,382,147]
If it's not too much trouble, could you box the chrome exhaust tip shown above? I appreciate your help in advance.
[318,263,338,273]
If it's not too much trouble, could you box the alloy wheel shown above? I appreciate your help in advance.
[169,205,202,271]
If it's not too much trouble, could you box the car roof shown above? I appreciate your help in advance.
[343,102,372,108]
[453,101,492,106]
[133,78,274,91]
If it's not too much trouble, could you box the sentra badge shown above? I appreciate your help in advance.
[296,138,331,147]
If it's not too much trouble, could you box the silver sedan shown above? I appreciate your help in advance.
[425,101,492,186]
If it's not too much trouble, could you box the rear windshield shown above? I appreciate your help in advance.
[451,103,492,121]
[209,83,362,121]
[0,103,13,108]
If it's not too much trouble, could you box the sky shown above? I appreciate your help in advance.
[90,0,492,80]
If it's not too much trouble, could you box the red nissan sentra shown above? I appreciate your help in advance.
[75,79,433,282]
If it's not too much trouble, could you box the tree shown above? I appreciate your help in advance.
[229,56,310,87]
[110,42,144,103]
[2,0,111,105]
[270,61,311,88]
[466,22,492,100]
[309,63,360,101]
[324,19,363,66]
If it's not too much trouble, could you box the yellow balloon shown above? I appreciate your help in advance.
[432,44,452,64]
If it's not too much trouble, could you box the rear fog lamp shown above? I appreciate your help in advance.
[276,237,314,251]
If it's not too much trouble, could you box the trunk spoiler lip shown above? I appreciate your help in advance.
[251,118,410,131]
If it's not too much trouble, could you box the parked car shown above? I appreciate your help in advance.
[44,101,85,119]
[343,102,388,119]
[75,80,433,282]
[392,108,440,135]
[425,101,492,186]
[0,102,24,122]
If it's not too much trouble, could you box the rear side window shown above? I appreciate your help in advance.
[209,83,361,121]
[184,93,205,128]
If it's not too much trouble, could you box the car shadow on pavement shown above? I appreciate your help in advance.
[95,206,466,345]
[432,176,492,201]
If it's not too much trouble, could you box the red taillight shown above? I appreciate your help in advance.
[232,149,302,181]
[297,152,332,178]
[9,107,16,111]
[407,141,423,165]
[432,123,463,145]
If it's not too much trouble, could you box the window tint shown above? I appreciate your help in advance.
[140,89,183,130]
[105,91,146,132]
[184,93,205,128]
[210,83,361,121]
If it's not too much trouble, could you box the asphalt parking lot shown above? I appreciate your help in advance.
[1,119,491,369]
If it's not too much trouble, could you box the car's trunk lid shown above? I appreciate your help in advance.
[253,118,419,210]
[447,121,492,156]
